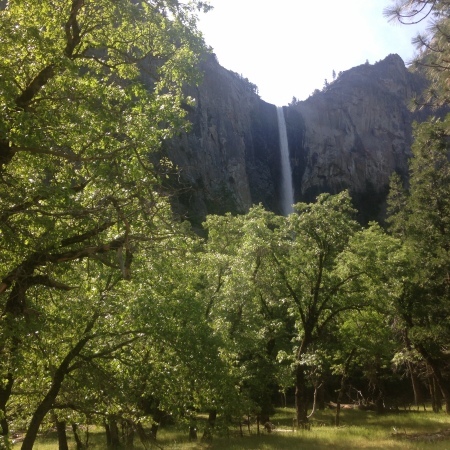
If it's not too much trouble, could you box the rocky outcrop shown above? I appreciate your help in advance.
[164,53,432,224]
[163,54,280,225]
[286,54,430,222]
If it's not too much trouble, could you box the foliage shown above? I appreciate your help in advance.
[3,0,450,444]
[0,0,213,446]
[384,0,450,108]
[202,192,405,425]
[386,116,450,412]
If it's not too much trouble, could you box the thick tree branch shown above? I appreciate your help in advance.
[60,221,116,247]
[65,0,84,57]
[271,252,306,325]
[0,236,125,297]
[15,65,56,110]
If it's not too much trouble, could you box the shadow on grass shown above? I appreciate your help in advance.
[13,408,450,450]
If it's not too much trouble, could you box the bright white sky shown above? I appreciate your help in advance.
[197,0,428,106]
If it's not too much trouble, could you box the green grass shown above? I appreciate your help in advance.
[12,408,450,449]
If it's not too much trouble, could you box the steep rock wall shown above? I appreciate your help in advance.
[163,54,281,224]
[164,53,431,223]
[286,54,429,221]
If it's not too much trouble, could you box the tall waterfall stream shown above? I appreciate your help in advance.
[276,106,294,216]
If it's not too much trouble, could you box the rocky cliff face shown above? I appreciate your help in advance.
[164,53,430,224]
[286,54,430,222]
[163,54,280,225]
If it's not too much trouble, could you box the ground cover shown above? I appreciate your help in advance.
[12,407,450,449]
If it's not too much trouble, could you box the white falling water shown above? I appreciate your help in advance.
[276,106,294,216]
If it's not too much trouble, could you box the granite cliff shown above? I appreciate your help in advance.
[163,53,430,224]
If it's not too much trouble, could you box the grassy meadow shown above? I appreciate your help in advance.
[12,407,450,449]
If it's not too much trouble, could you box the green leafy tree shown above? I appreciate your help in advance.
[6,214,235,449]
[203,193,401,426]
[203,208,292,426]
[273,192,361,425]
[334,223,407,415]
[384,0,450,108]
[385,0,450,414]
[387,117,450,413]
[0,0,210,444]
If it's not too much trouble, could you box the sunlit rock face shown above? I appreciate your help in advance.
[285,54,431,222]
[164,53,430,224]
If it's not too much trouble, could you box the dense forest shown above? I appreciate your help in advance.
[0,1,449,449]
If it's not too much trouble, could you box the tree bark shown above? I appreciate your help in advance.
[72,423,85,450]
[21,368,69,450]
[416,344,450,414]
[20,323,96,450]
[104,421,112,448]
[0,373,13,437]
[318,383,325,410]
[295,333,313,427]
[123,420,134,448]
[201,410,216,442]
[108,418,121,450]
[408,362,424,410]
[295,363,308,426]
[430,375,442,413]
[335,348,356,427]
[189,415,197,441]
[56,420,69,450]
[150,407,164,439]
[307,383,322,419]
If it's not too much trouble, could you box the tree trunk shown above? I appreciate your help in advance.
[20,329,94,450]
[295,334,313,427]
[0,373,13,437]
[307,383,322,420]
[122,421,134,448]
[21,368,69,450]
[201,410,216,442]
[318,383,325,410]
[335,402,342,427]
[404,334,424,410]
[335,348,356,427]
[56,420,69,450]
[1,280,31,438]
[189,415,197,441]
[375,389,385,415]
[416,344,450,414]
[135,422,156,449]
[104,421,112,449]
[150,408,164,439]
[110,420,121,449]
[430,375,442,413]
[108,418,121,450]
[280,390,287,408]
[72,423,85,450]
[295,363,308,427]
[150,423,159,440]
[408,362,424,410]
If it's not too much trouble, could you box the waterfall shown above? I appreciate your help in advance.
[276,106,294,216]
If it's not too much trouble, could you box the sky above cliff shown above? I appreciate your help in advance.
[197,0,429,106]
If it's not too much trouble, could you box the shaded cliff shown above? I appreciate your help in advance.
[164,53,431,224]
[163,54,280,225]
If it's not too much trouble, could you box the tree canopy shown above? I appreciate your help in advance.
[1,0,450,447]
[0,0,212,447]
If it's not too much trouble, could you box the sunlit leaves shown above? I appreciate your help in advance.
[384,1,450,108]
[386,117,450,360]
[0,0,211,441]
